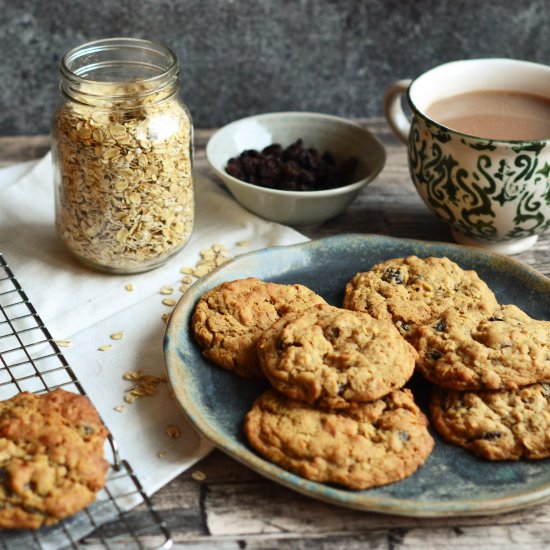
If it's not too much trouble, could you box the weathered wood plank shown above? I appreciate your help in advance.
[199,476,550,534]
[91,524,550,549]
[145,449,550,546]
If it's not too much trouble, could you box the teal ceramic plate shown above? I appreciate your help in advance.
[163,234,550,517]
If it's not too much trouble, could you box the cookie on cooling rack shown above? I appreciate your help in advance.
[245,388,434,490]
[410,304,550,391]
[0,388,109,529]
[257,303,416,408]
[191,277,327,378]
[430,383,550,460]
[343,255,499,337]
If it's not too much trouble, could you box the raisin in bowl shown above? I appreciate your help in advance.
[205,112,386,226]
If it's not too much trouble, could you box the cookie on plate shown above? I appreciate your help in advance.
[410,304,550,391]
[257,304,416,408]
[343,256,499,337]
[192,277,327,378]
[245,388,434,489]
[0,388,109,529]
[430,383,550,460]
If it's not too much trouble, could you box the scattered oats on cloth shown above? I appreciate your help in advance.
[0,152,308,497]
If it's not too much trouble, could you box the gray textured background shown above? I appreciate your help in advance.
[2,0,549,135]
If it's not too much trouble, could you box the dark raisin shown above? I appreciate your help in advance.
[280,160,301,181]
[401,322,410,332]
[398,429,410,442]
[321,150,335,165]
[276,340,286,351]
[298,169,316,187]
[427,350,442,360]
[225,139,358,191]
[339,156,359,180]
[480,431,503,441]
[382,268,403,284]
[488,316,504,322]
[241,149,260,159]
[435,320,446,332]
[262,143,284,157]
[337,384,346,396]
[281,139,304,162]
[301,149,316,170]
[225,159,244,180]
[329,327,341,339]
[239,155,260,181]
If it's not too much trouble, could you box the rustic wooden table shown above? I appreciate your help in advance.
[2,120,549,549]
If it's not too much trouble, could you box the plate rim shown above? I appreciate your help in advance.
[163,233,550,517]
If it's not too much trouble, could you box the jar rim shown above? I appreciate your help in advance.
[60,37,178,87]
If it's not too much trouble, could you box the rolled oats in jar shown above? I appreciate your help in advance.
[51,38,194,273]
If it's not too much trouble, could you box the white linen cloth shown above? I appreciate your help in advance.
[0,153,308,495]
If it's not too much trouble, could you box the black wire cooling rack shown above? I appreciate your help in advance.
[0,253,173,549]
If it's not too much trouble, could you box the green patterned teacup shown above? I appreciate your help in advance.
[384,58,550,255]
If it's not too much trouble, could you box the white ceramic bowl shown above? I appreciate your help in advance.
[205,112,386,225]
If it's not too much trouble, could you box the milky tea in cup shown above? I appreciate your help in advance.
[426,90,550,141]
[384,58,550,255]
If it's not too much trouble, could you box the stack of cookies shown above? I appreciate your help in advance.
[192,277,435,490]
[344,255,550,462]
[192,277,327,379]
[193,257,550,488]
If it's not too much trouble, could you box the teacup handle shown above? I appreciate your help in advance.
[383,79,412,144]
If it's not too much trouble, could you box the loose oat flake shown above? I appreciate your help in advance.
[191,470,206,481]
[123,370,167,403]
[110,331,124,340]
[98,344,112,352]
[191,244,232,278]
[55,339,72,348]
[162,298,177,307]
[125,283,134,292]
[123,370,146,381]
[160,286,174,295]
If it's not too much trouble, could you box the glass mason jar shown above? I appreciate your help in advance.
[51,38,194,274]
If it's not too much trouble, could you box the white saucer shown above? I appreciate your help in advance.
[451,229,538,255]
